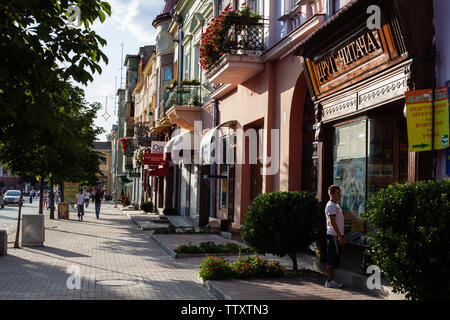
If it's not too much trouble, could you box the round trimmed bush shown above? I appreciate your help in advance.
[241,191,323,271]
[361,180,450,300]
[163,206,177,215]
[141,201,153,213]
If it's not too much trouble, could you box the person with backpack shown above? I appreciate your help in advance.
[94,187,104,219]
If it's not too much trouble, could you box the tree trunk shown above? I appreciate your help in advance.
[39,178,44,214]
[49,180,55,219]
[289,252,298,271]
[14,183,24,248]
[60,182,64,202]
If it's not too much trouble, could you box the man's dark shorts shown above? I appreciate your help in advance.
[326,235,343,269]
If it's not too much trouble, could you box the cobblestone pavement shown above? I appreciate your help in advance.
[209,277,382,300]
[0,202,215,300]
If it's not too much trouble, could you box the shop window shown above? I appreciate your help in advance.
[333,120,366,236]
[332,112,408,242]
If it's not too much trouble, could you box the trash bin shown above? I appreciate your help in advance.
[22,214,44,247]
[58,203,69,219]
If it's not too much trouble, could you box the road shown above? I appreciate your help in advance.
[0,197,42,237]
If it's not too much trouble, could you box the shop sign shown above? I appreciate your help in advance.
[143,152,166,165]
[147,167,168,177]
[64,182,78,204]
[315,30,381,84]
[405,86,449,152]
[151,141,167,154]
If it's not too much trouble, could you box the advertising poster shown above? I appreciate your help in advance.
[64,182,78,204]
[406,86,449,152]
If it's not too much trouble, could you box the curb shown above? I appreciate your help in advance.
[197,275,232,300]
[151,234,176,258]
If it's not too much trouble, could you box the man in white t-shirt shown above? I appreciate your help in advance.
[324,185,346,289]
[76,190,85,221]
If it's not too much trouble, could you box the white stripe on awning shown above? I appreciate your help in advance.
[163,136,176,154]
[171,130,201,164]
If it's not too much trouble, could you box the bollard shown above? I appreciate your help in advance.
[0,230,7,256]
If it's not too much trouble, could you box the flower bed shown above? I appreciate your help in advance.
[198,255,287,280]
[175,241,254,255]
[153,225,211,234]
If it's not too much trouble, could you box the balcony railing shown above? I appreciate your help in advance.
[222,19,265,55]
[163,85,203,111]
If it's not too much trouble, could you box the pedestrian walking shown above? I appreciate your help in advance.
[29,191,33,204]
[44,190,49,210]
[84,190,90,208]
[94,187,104,219]
[324,185,345,289]
[76,189,85,221]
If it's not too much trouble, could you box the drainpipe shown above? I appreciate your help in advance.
[210,100,218,218]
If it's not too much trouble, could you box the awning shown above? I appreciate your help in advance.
[200,121,237,165]
[120,176,132,183]
[200,126,219,165]
[171,130,201,164]
[163,136,177,162]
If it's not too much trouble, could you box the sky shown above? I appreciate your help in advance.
[83,0,164,141]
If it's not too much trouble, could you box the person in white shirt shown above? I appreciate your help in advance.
[324,185,346,289]
[76,190,85,221]
[84,190,90,208]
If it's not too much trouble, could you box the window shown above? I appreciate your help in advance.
[162,66,172,90]
[332,110,408,238]
[184,51,191,80]
[194,45,200,80]
[248,0,261,14]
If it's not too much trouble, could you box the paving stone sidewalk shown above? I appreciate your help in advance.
[151,234,384,300]
[0,202,215,300]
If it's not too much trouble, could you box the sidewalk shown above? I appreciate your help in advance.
[148,233,397,300]
[0,202,215,300]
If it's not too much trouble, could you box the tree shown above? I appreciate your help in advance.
[361,180,450,300]
[0,0,110,143]
[241,191,323,271]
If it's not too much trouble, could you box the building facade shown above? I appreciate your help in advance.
[113,0,446,271]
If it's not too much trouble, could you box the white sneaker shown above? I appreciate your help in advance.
[325,280,343,288]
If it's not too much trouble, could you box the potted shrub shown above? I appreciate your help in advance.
[141,201,154,213]
[163,206,177,215]
[241,191,323,271]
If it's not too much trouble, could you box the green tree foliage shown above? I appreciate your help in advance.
[0,0,110,135]
[241,191,323,270]
[361,180,450,300]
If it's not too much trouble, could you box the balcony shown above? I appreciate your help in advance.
[204,19,266,85]
[163,85,204,131]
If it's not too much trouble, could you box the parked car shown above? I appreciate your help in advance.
[3,190,23,206]
[0,193,4,208]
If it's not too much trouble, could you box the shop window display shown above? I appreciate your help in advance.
[332,112,408,246]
